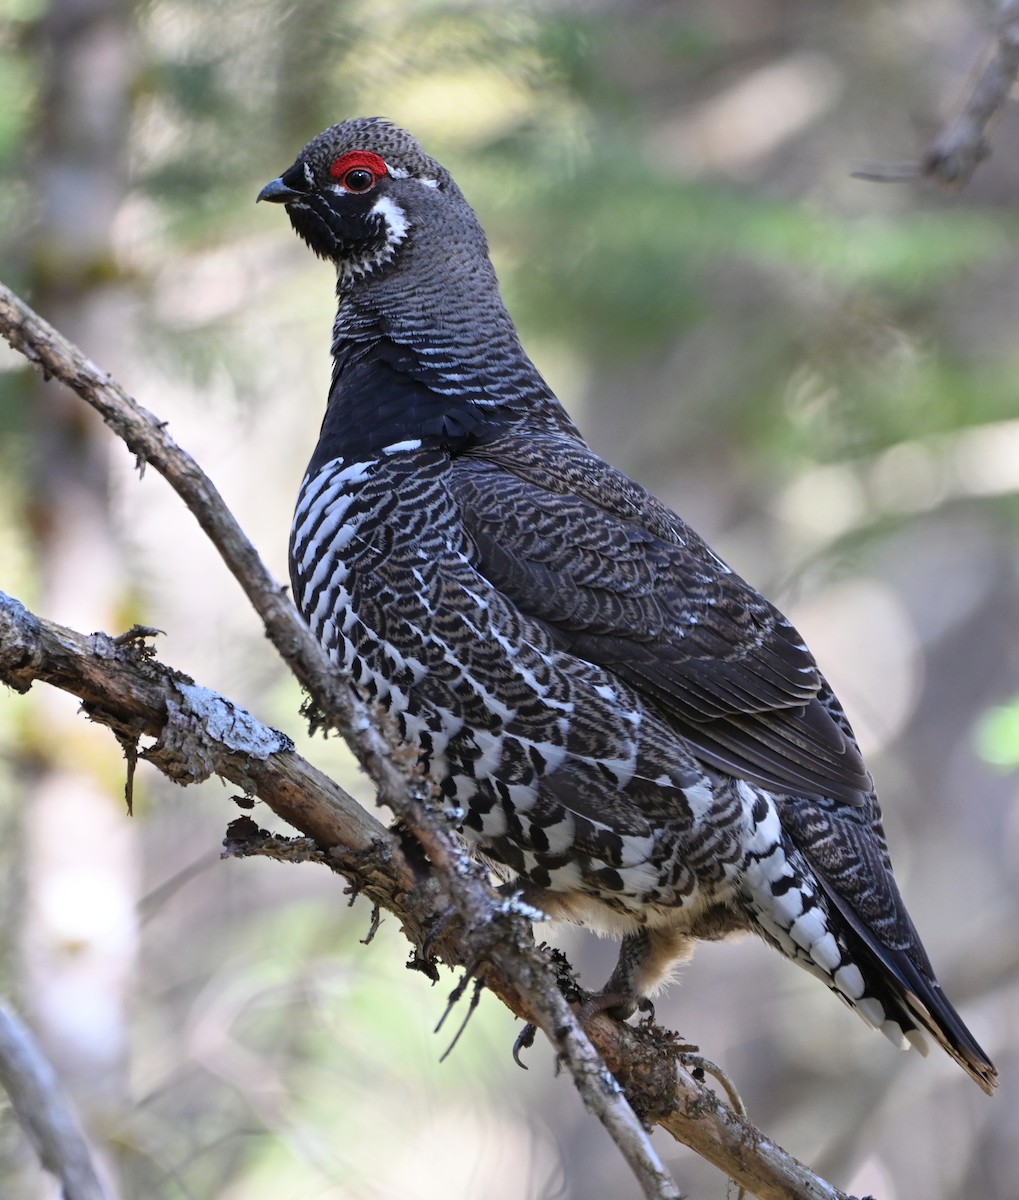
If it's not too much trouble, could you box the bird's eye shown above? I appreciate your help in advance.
[329,150,388,193]
[343,168,375,193]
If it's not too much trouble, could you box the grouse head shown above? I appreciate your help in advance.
[260,118,580,450]
[257,117,484,285]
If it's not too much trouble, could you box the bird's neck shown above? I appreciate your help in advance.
[305,265,580,471]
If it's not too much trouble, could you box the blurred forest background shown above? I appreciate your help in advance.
[1,1,1018,1197]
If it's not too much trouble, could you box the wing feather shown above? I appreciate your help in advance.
[453,436,871,805]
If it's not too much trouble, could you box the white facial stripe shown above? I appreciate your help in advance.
[370,194,410,245]
[379,162,439,189]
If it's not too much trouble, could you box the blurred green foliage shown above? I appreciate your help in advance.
[977,699,1019,769]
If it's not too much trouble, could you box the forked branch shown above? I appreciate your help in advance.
[0,280,863,1200]
[854,0,1019,187]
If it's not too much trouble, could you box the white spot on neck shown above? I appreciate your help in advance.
[370,194,410,245]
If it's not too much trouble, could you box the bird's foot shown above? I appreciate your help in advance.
[405,900,461,984]
[509,941,585,1068]
[435,968,486,1062]
[420,901,460,961]
[575,989,655,1025]
[578,928,661,1025]
[512,1022,537,1068]
[679,1052,748,1118]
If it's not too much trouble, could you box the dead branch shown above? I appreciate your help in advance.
[0,280,865,1200]
[856,1,1019,187]
[0,999,111,1200]
[922,0,1019,186]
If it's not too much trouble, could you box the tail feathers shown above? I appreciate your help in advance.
[822,884,998,1095]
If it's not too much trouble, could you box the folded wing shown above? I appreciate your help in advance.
[453,438,872,806]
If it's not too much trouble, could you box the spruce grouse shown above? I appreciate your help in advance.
[259,117,996,1093]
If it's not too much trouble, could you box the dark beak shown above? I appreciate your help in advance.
[256,176,306,204]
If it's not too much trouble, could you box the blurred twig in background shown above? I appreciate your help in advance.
[853,0,1019,186]
[923,0,1019,185]
[0,1000,110,1200]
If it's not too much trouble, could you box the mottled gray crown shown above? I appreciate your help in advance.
[298,117,459,193]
